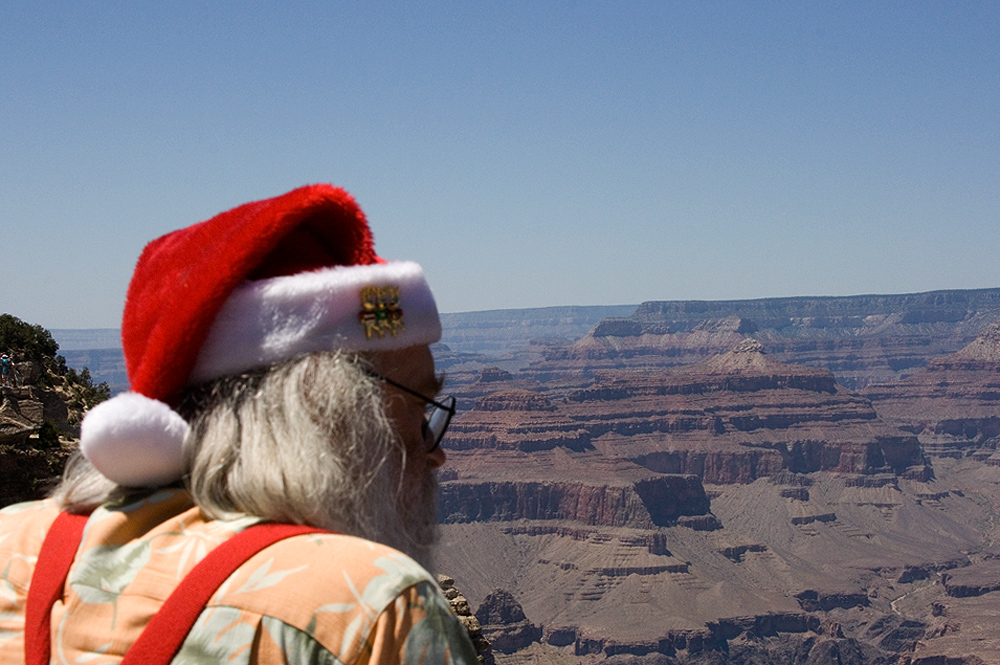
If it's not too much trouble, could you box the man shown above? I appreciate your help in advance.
[0,185,477,665]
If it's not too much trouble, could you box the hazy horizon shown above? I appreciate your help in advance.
[40,283,1000,356]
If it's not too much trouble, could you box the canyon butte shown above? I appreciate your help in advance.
[431,288,1000,665]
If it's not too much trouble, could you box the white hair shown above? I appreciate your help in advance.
[52,351,438,568]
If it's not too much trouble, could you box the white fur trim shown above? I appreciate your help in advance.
[80,392,189,487]
[189,261,441,384]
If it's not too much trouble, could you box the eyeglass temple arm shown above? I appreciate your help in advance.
[362,366,456,414]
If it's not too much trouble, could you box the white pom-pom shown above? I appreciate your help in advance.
[80,392,190,487]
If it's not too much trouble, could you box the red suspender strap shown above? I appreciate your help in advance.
[25,514,328,665]
[24,511,89,665]
[119,522,328,665]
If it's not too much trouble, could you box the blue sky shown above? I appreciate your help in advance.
[2,1,998,329]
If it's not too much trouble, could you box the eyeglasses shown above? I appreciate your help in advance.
[365,368,456,453]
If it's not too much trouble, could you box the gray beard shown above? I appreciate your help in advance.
[402,470,440,572]
[360,469,440,572]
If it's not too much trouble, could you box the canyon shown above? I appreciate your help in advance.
[433,290,1000,665]
[39,288,1000,664]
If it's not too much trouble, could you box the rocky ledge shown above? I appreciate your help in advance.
[438,474,710,528]
[446,340,926,491]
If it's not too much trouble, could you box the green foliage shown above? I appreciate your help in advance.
[0,313,110,410]
[65,366,111,410]
[37,420,61,448]
[63,367,111,409]
[0,313,60,364]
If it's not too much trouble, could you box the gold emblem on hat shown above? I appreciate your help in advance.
[359,285,405,339]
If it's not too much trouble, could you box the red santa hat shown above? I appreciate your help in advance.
[80,184,441,487]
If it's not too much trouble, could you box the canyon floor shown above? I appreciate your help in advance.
[440,455,1000,664]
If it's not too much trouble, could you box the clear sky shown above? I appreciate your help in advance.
[2,1,998,329]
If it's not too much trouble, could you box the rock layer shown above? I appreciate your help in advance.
[442,341,925,518]
[865,321,1000,457]
[439,475,709,528]
[524,289,1000,390]
[436,335,989,664]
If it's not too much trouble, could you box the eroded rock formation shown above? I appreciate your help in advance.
[474,589,541,654]
[438,575,495,665]
[436,334,998,664]
[864,321,1000,457]
[442,340,926,519]
[0,383,64,445]
[0,384,75,505]
[521,289,1000,390]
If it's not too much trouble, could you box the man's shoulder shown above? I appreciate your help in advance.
[200,532,464,664]
[0,499,61,545]
[0,499,62,594]
[215,531,437,616]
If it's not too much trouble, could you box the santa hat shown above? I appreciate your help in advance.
[80,184,441,487]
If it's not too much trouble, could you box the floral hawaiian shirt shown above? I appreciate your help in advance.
[0,489,477,665]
